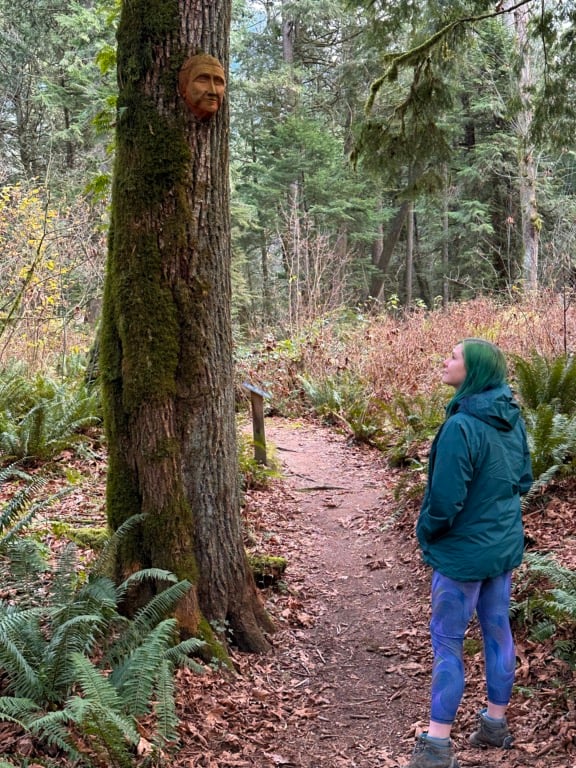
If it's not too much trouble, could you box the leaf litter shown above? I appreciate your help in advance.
[1,416,574,767]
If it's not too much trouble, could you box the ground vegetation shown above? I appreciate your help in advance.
[0,300,573,765]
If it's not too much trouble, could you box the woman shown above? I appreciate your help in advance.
[404,339,533,768]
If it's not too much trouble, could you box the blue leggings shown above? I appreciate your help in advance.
[429,570,516,725]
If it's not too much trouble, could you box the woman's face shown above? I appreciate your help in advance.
[442,343,467,388]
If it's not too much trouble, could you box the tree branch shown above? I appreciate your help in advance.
[366,0,536,114]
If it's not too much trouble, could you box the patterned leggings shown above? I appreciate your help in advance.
[429,570,515,725]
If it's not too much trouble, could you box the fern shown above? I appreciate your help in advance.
[112,619,180,717]
[0,468,47,537]
[513,353,576,413]
[73,654,127,709]
[26,708,84,763]
[0,539,49,603]
[0,532,203,764]
[0,466,46,545]
[379,390,446,465]
[0,378,101,461]
[40,654,138,767]
[512,553,576,667]
[154,658,179,744]
[0,607,43,699]
[0,465,72,599]
[523,404,576,480]
[42,612,108,698]
[164,636,206,672]
[108,576,192,665]
[521,463,561,511]
[298,372,384,444]
[89,513,145,579]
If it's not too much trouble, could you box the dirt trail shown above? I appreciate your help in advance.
[236,417,569,768]
[261,418,424,768]
[175,417,570,767]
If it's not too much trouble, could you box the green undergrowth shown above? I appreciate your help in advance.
[0,511,206,767]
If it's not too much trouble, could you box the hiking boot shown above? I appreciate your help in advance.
[469,709,514,749]
[403,733,460,768]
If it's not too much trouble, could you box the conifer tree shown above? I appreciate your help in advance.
[100,0,272,653]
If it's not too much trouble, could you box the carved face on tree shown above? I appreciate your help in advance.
[178,54,226,120]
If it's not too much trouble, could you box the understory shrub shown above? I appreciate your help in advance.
[378,390,446,466]
[523,406,576,481]
[0,365,101,462]
[297,372,383,445]
[0,462,71,575]
[513,353,576,413]
[0,515,205,767]
[514,354,576,482]
[512,552,576,669]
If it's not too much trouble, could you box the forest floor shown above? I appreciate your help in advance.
[3,416,575,768]
[171,417,576,768]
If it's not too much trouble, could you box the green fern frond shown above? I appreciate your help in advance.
[154,658,179,744]
[115,567,179,600]
[115,578,191,647]
[111,619,180,717]
[0,382,101,461]
[0,695,40,724]
[553,638,576,667]
[548,588,576,619]
[513,353,576,413]
[90,513,146,578]
[527,619,557,642]
[26,708,82,762]
[76,575,120,618]
[0,483,72,553]
[0,431,20,459]
[43,613,107,697]
[23,403,47,458]
[0,462,32,484]
[165,637,206,673]
[523,552,576,591]
[0,612,43,698]
[49,542,82,606]
[513,553,576,647]
[70,652,128,714]
[0,538,49,597]
[524,404,576,479]
[65,695,138,768]
[134,578,190,624]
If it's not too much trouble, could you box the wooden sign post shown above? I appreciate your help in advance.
[242,382,271,465]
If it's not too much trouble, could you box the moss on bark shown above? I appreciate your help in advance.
[101,0,272,654]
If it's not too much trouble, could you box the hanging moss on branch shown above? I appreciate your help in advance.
[364,0,535,115]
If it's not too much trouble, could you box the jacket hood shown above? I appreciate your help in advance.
[454,384,521,432]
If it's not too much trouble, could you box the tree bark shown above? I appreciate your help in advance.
[370,200,410,300]
[503,0,539,291]
[405,201,414,306]
[100,0,272,653]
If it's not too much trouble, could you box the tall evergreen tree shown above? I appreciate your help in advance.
[230,0,385,330]
[350,0,576,302]
[0,0,113,188]
[101,0,272,652]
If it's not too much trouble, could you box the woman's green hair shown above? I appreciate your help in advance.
[447,338,507,415]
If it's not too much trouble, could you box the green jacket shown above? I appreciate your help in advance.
[416,384,533,581]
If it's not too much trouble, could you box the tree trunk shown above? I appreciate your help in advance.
[405,201,414,306]
[100,0,272,653]
[442,164,450,307]
[370,200,410,300]
[504,1,539,291]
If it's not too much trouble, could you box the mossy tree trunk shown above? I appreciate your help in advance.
[100,0,272,653]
